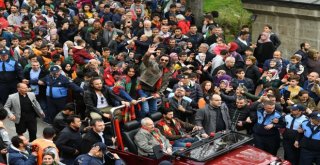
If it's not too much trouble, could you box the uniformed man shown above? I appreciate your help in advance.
[282,104,308,165]
[38,65,83,124]
[0,49,28,105]
[296,112,320,165]
[251,100,283,155]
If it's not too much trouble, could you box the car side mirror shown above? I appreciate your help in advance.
[153,145,164,159]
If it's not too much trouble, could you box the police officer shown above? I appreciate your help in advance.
[0,49,28,105]
[38,65,83,124]
[282,104,308,165]
[251,100,283,155]
[296,112,320,165]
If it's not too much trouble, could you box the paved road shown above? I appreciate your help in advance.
[4,118,48,139]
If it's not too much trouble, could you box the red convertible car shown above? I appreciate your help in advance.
[108,109,291,165]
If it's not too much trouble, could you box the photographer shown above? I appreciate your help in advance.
[75,142,122,165]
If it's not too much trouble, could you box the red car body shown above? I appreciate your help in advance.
[109,119,291,165]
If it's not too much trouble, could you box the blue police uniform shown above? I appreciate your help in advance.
[299,120,320,165]
[0,54,24,105]
[283,114,308,165]
[41,72,83,123]
[253,109,282,155]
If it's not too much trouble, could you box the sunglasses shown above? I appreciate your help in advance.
[160,59,169,62]
[101,97,105,104]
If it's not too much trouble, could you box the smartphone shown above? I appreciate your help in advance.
[31,145,39,152]
[105,151,115,159]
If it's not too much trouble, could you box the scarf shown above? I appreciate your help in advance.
[142,127,163,148]
[154,67,169,91]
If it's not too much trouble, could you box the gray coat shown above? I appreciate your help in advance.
[139,55,174,93]
[195,103,231,134]
[4,92,43,124]
[134,128,172,157]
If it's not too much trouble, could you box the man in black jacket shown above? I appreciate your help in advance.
[83,77,129,121]
[81,119,114,154]
[229,96,251,134]
[55,115,82,165]
[53,103,75,134]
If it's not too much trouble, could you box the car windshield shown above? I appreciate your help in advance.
[178,132,253,162]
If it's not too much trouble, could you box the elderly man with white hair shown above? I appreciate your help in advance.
[137,20,152,38]
[212,56,237,77]
[134,117,172,158]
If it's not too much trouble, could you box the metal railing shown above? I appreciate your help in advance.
[110,96,154,151]
[110,96,154,116]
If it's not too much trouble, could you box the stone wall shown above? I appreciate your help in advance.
[242,2,320,58]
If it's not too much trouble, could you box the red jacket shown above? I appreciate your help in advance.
[72,47,93,65]
[177,20,190,34]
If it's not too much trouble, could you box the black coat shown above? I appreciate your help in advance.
[81,129,113,154]
[83,86,124,116]
[245,65,261,86]
[254,42,275,67]
[55,126,82,159]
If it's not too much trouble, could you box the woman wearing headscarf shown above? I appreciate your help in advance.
[254,32,275,68]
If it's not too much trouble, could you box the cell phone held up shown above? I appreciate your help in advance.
[31,144,39,152]
[105,151,115,159]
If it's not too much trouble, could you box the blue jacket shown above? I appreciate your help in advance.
[41,74,83,98]
[8,146,36,165]
[299,120,320,151]
[282,114,308,140]
[74,154,122,165]
[253,109,282,136]
[0,59,24,83]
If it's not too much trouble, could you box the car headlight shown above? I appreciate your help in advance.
[269,160,282,165]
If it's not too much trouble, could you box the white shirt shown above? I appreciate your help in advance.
[96,93,109,108]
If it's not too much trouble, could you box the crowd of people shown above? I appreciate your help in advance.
[0,0,319,165]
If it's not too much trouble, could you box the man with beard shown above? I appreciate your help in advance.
[156,107,202,148]
[84,77,129,121]
[8,135,37,164]
[139,45,174,115]
[295,42,311,66]
[168,87,195,122]
[55,115,82,165]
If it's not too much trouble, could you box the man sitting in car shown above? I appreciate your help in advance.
[156,107,202,148]
[134,117,172,158]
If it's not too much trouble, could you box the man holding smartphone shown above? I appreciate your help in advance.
[75,142,122,165]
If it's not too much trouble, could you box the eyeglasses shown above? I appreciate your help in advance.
[160,59,169,62]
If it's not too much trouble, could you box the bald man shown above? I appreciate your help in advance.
[303,72,320,103]
[263,50,289,72]
[195,94,231,138]
[4,83,44,141]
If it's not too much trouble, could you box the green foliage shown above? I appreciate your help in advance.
[204,0,252,42]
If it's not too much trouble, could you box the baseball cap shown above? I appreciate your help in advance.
[310,112,320,120]
[287,104,306,111]
[0,49,9,56]
[50,66,60,73]
[92,142,107,152]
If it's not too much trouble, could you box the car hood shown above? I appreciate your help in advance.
[204,145,289,165]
